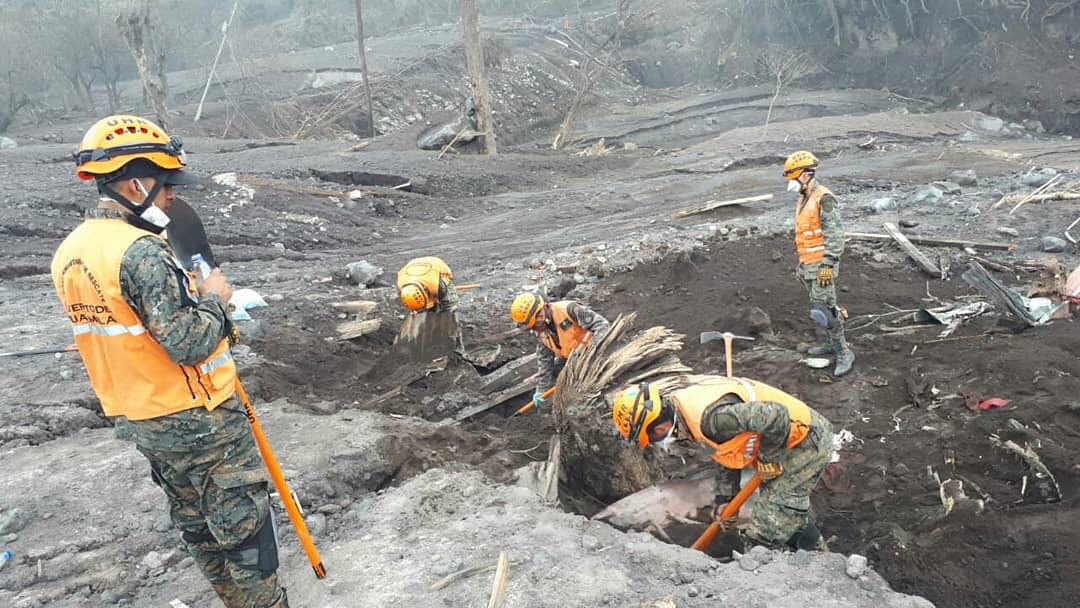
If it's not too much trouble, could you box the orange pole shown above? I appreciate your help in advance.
[691,473,762,552]
[454,283,482,291]
[512,386,556,417]
[235,380,327,579]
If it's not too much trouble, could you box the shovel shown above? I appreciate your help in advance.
[512,386,555,416]
[691,473,762,552]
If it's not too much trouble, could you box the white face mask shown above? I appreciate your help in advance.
[787,179,801,193]
[653,409,679,451]
[134,179,171,229]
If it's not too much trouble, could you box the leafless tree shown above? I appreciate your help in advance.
[117,2,170,130]
[354,0,376,138]
[458,0,497,154]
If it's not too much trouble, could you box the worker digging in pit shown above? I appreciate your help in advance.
[612,376,834,551]
[51,115,288,608]
[397,255,465,354]
[785,150,855,376]
[510,293,610,411]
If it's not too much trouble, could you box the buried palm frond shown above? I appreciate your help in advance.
[552,314,690,417]
[551,313,693,503]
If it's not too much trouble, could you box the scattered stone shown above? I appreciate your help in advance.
[0,508,30,535]
[959,131,979,143]
[318,504,343,515]
[1041,236,1068,253]
[0,136,15,149]
[271,242,286,252]
[345,261,383,287]
[431,557,465,577]
[738,553,760,571]
[931,181,962,195]
[687,586,700,597]
[976,115,1005,132]
[747,307,773,335]
[747,545,775,566]
[996,227,1019,237]
[348,190,364,200]
[899,219,919,229]
[1021,168,1057,188]
[868,197,897,213]
[549,277,578,299]
[1022,119,1046,133]
[235,319,265,341]
[140,550,171,570]
[871,252,889,263]
[910,185,943,205]
[846,554,869,579]
[858,575,879,592]
[306,513,327,537]
[580,534,600,551]
[949,169,978,187]
[59,368,73,380]
[790,549,813,567]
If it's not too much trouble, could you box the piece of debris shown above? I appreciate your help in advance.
[913,301,993,338]
[950,169,978,187]
[1041,236,1068,253]
[337,318,382,340]
[989,434,1062,504]
[672,194,774,220]
[486,551,511,608]
[995,227,1019,237]
[882,222,942,277]
[593,476,713,531]
[938,478,985,516]
[931,181,962,195]
[960,391,1010,411]
[867,197,897,213]
[331,300,378,315]
[1019,167,1058,188]
[576,138,612,157]
[345,260,384,287]
[962,262,1058,326]
[418,97,477,150]
[910,185,944,205]
[513,436,560,504]
[168,601,192,608]
[430,555,522,591]
[228,288,268,321]
[799,357,831,369]
[0,136,16,149]
[847,231,1016,252]
[846,554,869,579]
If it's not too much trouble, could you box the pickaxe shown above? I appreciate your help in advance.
[699,331,755,378]
[0,345,77,358]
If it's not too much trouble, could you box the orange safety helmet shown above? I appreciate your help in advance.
[75,115,188,181]
[510,293,544,328]
[612,382,664,448]
[399,283,430,311]
[783,150,819,180]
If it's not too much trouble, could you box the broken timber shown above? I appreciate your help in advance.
[846,232,1017,252]
[331,300,378,315]
[453,377,536,423]
[360,357,448,410]
[479,353,537,393]
[486,551,511,608]
[961,262,1042,326]
[337,318,382,340]
[882,222,942,277]
[671,193,773,219]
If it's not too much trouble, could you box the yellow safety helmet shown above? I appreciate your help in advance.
[511,293,544,328]
[400,283,430,311]
[783,150,819,180]
[75,115,189,181]
[612,382,664,448]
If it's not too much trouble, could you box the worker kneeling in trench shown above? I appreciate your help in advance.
[612,376,834,551]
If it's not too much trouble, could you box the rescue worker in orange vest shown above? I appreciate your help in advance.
[397,255,465,354]
[51,115,287,608]
[785,150,855,376]
[612,376,834,551]
[510,293,610,410]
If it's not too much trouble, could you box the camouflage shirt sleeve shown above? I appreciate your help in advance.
[119,236,230,366]
[819,193,845,266]
[436,277,459,313]
[700,400,792,457]
[535,339,560,393]
[566,302,610,337]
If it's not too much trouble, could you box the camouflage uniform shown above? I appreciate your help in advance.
[91,209,285,607]
[797,179,854,374]
[436,277,459,313]
[699,397,834,549]
[535,303,610,393]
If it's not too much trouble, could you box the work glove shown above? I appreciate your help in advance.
[711,494,734,521]
[816,265,834,287]
[756,461,784,481]
[532,389,548,410]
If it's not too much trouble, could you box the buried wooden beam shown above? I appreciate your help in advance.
[337,318,382,340]
[331,300,378,315]
[882,222,942,277]
[479,353,537,394]
[486,551,511,608]
[846,231,1017,252]
[671,193,774,219]
[453,377,536,423]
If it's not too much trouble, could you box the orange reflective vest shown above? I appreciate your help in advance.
[672,377,812,469]
[540,301,592,359]
[795,182,834,265]
[397,256,453,309]
[51,218,237,421]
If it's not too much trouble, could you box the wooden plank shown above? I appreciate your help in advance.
[453,377,535,423]
[360,357,448,410]
[337,318,381,340]
[331,300,378,315]
[479,354,537,394]
[486,551,510,608]
[671,193,773,219]
[882,222,942,277]
[846,231,1017,252]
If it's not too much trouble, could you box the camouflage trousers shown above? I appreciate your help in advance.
[746,410,834,547]
[798,262,839,308]
[125,398,284,608]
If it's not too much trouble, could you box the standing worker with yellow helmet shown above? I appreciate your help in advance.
[611,377,834,551]
[51,115,288,608]
[784,150,855,376]
[510,293,610,411]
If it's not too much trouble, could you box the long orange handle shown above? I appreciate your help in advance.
[454,283,482,291]
[691,473,763,552]
[235,380,327,579]
[512,386,556,416]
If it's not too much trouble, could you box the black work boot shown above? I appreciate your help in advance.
[832,324,855,377]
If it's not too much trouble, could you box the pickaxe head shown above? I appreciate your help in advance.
[700,331,755,345]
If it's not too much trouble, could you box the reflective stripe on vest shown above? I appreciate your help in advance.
[51,218,237,421]
[540,301,593,359]
[795,183,834,265]
[72,322,146,337]
[672,376,813,469]
[397,256,453,309]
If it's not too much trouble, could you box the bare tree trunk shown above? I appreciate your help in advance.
[117,4,170,130]
[194,0,240,123]
[354,0,376,138]
[458,0,497,155]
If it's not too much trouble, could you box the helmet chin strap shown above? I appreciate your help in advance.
[100,175,169,234]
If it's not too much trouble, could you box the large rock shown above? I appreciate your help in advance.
[949,170,978,187]
[1041,236,1069,253]
[931,181,962,195]
[867,197,897,213]
[0,136,15,149]
[345,261,383,287]
[910,185,944,205]
[976,115,1005,132]
[1021,168,1057,188]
